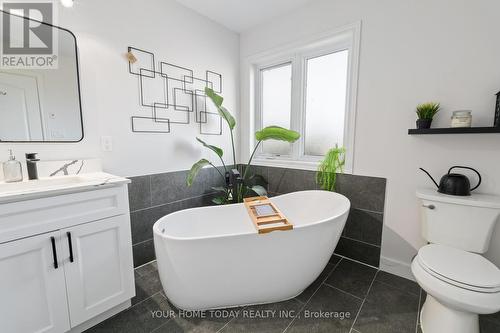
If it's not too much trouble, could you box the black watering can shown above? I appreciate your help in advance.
[419,166,482,196]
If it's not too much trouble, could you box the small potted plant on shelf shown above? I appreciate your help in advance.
[416,102,440,129]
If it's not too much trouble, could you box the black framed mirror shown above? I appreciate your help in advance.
[0,10,83,142]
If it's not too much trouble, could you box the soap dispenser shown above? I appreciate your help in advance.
[3,149,23,183]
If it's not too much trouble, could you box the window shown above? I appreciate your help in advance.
[304,50,349,156]
[252,24,359,172]
[260,63,292,155]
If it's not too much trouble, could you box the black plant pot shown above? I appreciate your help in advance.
[416,119,432,129]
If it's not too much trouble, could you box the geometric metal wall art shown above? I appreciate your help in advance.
[127,46,223,135]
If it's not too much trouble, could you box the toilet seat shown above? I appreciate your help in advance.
[412,247,500,332]
[412,254,500,315]
[417,244,500,293]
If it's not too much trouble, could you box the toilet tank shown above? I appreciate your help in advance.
[417,189,500,253]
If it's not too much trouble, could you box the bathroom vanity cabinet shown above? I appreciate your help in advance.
[0,179,135,333]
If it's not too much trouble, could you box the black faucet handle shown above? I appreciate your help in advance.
[231,168,243,182]
[26,153,39,161]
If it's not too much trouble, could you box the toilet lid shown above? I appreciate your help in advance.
[417,244,500,293]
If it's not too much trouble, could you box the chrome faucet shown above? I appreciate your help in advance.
[26,153,40,180]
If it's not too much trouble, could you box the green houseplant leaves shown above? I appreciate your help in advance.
[187,89,301,204]
[196,137,223,158]
[205,88,235,130]
[186,159,211,187]
[416,102,440,120]
[255,126,301,142]
[244,126,300,178]
[316,146,346,191]
[235,126,300,202]
[205,87,223,107]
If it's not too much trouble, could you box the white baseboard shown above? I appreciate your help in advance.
[379,256,415,281]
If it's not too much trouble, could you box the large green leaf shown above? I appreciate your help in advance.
[211,186,228,193]
[255,126,300,142]
[245,174,268,187]
[242,184,268,198]
[205,87,236,130]
[250,185,267,196]
[205,87,223,107]
[196,137,223,158]
[212,196,228,205]
[218,106,236,130]
[186,159,210,186]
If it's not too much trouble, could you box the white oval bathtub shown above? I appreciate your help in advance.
[153,190,350,310]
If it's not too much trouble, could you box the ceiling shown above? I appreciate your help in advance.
[174,0,318,33]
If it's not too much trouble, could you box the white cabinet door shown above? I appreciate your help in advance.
[62,215,135,326]
[0,231,70,333]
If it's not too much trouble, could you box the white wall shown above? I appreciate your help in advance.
[0,0,240,177]
[240,0,500,272]
[2,0,500,275]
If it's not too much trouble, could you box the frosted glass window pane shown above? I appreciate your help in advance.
[261,63,292,155]
[305,50,349,156]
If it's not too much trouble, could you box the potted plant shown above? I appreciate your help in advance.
[316,145,346,192]
[416,102,440,129]
[187,87,300,204]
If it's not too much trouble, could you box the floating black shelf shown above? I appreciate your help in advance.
[408,127,500,135]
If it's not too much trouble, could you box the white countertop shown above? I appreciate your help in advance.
[0,172,130,203]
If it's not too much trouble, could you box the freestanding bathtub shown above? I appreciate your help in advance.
[153,190,350,310]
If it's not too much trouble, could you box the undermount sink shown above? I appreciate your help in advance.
[0,172,130,202]
[0,176,87,193]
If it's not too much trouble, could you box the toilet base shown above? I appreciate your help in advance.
[421,295,479,333]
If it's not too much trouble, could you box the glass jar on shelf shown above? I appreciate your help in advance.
[451,110,472,128]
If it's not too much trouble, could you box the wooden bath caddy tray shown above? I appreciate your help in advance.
[243,196,293,234]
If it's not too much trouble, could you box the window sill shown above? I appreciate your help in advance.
[252,158,353,174]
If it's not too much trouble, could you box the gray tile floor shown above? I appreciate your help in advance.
[85,256,500,333]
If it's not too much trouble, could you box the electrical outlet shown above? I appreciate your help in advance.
[101,136,113,152]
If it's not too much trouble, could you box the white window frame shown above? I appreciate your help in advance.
[249,22,361,173]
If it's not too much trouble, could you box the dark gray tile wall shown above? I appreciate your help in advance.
[127,164,386,268]
[127,167,224,267]
[255,166,386,267]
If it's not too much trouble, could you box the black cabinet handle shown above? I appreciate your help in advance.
[50,237,58,269]
[67,232,74,263]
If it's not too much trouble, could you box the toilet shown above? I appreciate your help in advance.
[412,189,500,333]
